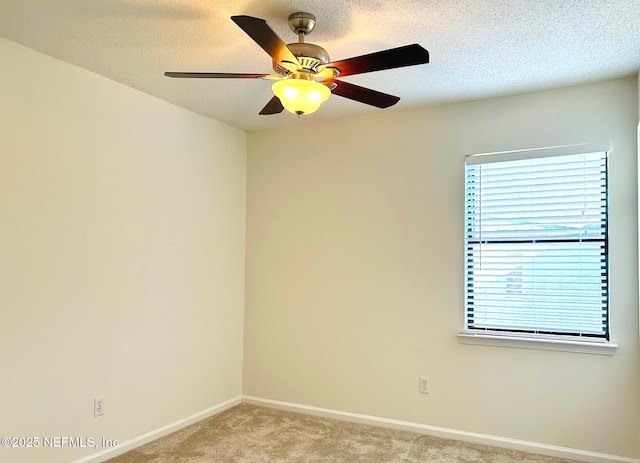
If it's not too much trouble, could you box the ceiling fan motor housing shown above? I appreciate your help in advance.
[273,42,330,75]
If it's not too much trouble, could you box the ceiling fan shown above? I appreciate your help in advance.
[165,13,429,117]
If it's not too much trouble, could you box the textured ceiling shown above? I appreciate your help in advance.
[1,0,639,132]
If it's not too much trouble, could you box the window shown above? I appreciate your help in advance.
[460,143,615,354]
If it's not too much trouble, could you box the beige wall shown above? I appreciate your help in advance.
[637,70,640,458]
[2,33,638,462]
[0,38,246,463]
[244,77,640,458]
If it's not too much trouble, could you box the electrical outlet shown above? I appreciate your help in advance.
[94,396,105,417]
[419,376,430,394]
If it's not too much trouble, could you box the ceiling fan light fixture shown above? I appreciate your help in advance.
[272,79,330,116]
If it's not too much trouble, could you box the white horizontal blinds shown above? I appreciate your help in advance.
[464,145,608,339]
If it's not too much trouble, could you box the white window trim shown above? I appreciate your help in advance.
[457,330,617,355]
[462,141,615,355]
[465,141,611,164]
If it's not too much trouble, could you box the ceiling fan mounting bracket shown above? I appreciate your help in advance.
[288,12,316,36]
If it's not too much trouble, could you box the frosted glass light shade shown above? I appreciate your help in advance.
[272,79,330,115]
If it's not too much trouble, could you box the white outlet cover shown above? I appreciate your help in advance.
[419,377,430,394]
[94,396,105,417]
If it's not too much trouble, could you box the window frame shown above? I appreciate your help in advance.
[458,142,617,355]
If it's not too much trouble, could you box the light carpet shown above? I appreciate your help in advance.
[106,404,581,463]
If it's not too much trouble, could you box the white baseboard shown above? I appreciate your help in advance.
[71,396,241,463]
[242,395,639,463]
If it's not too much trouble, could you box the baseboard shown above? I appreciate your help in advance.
[242,395,639,463]
[71,396,241,463]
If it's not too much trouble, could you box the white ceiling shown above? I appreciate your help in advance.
[1,0,639,132]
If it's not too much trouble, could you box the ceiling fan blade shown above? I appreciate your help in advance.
[259,96,284,115]
[325,44,429,78]
[231,15,300,67]
[330,79,400,108]
[165,72,267,79]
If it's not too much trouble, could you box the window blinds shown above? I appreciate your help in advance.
[464,143,609,339]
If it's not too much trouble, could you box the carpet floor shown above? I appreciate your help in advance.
[106,404,581,463]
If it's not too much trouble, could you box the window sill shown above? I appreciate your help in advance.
[457,330,617,355]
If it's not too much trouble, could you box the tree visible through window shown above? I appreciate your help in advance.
[464,144,609,340]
